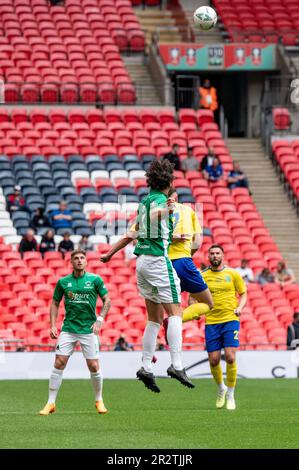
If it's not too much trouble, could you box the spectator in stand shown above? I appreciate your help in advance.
[181,147,199,172]
[255,268,275,286]
[227,162,251,193]
[51,201,72,232]
[58,232,74,257]
[39,229,56,257]
[78,234,93,252]
[203,156,223,182]
[162,143,181,171]
[7,185,29,213]
[114,335,134,351]
[18,229,38,257]
[274,261,295,287]
[199,79,218,113]
[200,147,216,172]
[30,207,51,234]
[287,312,299,349]
[236,259,254,284]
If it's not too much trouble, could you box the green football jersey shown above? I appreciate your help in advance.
[134,189,173,257]
[53,272,108,334]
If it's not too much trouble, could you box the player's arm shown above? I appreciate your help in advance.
[150,197,176,222]
[235,291,247,317]
[50,280,64,338]
[233,271,247,317]
[92,294,111,335]
[191,210,202,256]
[100,224,139,263]
[49,299,60,339]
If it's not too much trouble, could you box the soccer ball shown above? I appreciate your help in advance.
[193,6,217,31]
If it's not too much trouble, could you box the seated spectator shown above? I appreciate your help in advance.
[162,143,181,171]
[18,229,38,257]
[51,201,72,232]
[200,147,216,172]
[78,234,93,252]
[181,147,199,172]
[114,335,134,351]
[287,312,299,349]
[275,261,295,286]
[255,268,275,286]
[203,156,223,182]
[30,207,51,234]
[58,232,74,257]
[236,259,254,284]
[7,185,29,213]
[39,229,56,257]
[227,162,251,193]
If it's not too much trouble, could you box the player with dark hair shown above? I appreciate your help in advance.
[39,250,111,415]
[202,245,247,410]
[114,159,194,393]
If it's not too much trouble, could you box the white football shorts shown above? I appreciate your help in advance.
[55,331,100,359]
[136,254,181,304]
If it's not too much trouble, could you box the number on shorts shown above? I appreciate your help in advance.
[234,330,239,340]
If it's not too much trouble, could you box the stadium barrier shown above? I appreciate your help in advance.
[1,350,298,380]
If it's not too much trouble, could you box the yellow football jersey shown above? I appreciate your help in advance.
[168,203,202,260]
[202,267,246,325]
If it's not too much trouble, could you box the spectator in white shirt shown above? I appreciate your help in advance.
[236,259,254,284]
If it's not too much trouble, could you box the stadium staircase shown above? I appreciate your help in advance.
[179,0,224,44]
[134,6,184,47]
[122,55,163,105]
[227,138,299,280]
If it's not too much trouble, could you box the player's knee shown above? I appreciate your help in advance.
[225,354,235,365]
[209,357,220,367]
[88,361,99,373]
[54,358,67,370]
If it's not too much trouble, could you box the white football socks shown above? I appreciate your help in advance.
[167,315,183,370]
[142,321,160,373]
[227,386,235,398]
[90,370,103,401]
[48,367,63,404]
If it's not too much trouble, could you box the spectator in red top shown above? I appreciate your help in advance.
[7,185,29,213]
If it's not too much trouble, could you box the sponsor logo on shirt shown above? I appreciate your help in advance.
[67,291,90,303]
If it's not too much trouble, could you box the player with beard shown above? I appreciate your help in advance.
[202,245,247,410]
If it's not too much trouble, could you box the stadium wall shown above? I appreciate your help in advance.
[1,351,299,380]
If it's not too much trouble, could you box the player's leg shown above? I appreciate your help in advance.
[80,333,108,413]
[223,320,240,410]
[39,331,77,415]
[206,324,227,408]
[39,354,70,415]
[136,299,163,393]
[135,255,162,392]
[171,259,213,323]
[224,348,237,410]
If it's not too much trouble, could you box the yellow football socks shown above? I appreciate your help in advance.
[226,362,237,388]
[210,363,223,385]
[182,302,210,323]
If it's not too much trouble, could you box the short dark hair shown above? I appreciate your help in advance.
[146,159,174,191]
[293,312,299,320]
[71,249,86,259]
[208,244,224,253]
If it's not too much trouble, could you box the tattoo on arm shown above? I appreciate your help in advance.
[99,296,111,321]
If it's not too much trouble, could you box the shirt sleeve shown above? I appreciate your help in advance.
[192,209,202,235]
[53,279,64,303]
[95,276,108,298]
[233,270,247,295]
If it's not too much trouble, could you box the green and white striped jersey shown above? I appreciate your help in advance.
[134,189,173,257]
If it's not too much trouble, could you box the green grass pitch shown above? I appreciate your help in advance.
[1,378,299,449]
